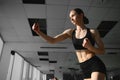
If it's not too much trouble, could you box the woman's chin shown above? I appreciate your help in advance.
[72,22,76,25]
[73,23,77,26]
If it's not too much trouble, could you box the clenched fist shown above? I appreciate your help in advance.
[32,23,40,33]
[82,38,92,49]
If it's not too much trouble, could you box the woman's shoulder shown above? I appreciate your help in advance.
[88,28,100,37]
[63,28,74,33]
[64,28,74,31]
[63,28,75,37]
[89,28,98,34]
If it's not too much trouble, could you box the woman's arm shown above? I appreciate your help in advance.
[32,23,72,44]
[82,29,105,54]
[89,29,105,54]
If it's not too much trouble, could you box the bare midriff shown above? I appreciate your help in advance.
[75,50,95,63]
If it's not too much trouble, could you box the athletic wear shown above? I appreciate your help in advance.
[72,28,95,50]
[80,56,106,78]
[71,28,106,79]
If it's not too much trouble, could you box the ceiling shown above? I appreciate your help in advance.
[0,0,120,74]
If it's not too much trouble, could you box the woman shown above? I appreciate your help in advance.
[32,8,107,80]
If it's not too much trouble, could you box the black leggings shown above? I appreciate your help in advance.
[80,55,106,79]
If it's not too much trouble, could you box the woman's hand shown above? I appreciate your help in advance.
[82,38,93,50]
[32,22,40,33]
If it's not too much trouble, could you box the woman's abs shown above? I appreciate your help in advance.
[75,50,95,63]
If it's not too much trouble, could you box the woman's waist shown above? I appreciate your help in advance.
[75,50,95,63]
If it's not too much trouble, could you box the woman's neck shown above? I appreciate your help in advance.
[76,24,86,31]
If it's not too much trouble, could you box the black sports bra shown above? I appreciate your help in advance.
[72,28,95,50]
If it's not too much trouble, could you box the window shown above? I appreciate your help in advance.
[22,60,29,80]
[11,53,24,80]
[42,73,47,80]
[29,65,33,80]
[6,52,15,80]
[6,51,47,80]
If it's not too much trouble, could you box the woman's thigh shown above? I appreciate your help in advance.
[84,78,91,80]
[91,72,105,80]
[84,72,105,80]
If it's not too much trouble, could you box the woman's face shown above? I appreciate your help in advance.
[69,10,82,25]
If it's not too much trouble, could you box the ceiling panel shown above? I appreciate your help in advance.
[0,0,22,4]
[103,8,120,20]
[47,19,65,28]
[46,0,69,5]
[69,0,92,6]
[91,0,120,8]
[22,0,45,4]
[103,22,120,44]
[86,19,101,28]
[87,7,109,20]
[47,5,68,19]
[2,3,25,19]
[23,4,46,18]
